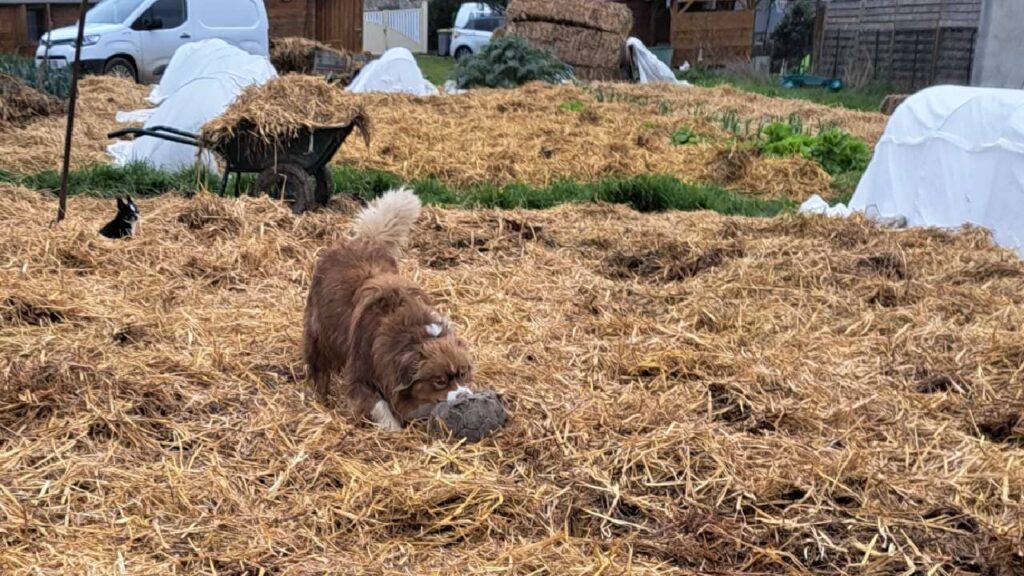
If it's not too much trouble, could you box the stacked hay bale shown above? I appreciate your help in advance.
[0,73,65,130]
[501,0,633,81]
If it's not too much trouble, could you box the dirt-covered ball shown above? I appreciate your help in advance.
[423,390,507,442]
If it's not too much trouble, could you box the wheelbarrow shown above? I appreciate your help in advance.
[107,115,369,214]
[781,73,844,92]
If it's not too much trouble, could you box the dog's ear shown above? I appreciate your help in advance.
[126,194,135,206]
[116,196,125,209]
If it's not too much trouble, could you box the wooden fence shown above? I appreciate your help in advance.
[814,0,982,90]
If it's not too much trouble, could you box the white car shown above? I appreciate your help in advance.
[450,3,505,60]
[35,0,269,84]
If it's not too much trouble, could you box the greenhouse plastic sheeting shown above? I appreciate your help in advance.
[108,39,276,173]
[852,85,1024,255]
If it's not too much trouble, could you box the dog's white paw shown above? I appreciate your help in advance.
[371,400,402,432]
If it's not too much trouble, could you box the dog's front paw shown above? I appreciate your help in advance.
[371,400,403,432]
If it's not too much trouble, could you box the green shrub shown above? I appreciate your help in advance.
[451,35,572,89]
[771,0,815,67]
[809,129,870,176]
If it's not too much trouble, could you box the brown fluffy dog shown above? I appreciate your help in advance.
[303,189,473,430]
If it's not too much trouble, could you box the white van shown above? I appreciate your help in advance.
[35,0,269,84]
[450,2,504,60]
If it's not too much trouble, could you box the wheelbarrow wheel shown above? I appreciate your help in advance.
[314,165,334,207]
[254,163,315,215]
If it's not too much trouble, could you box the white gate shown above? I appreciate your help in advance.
[363,5,429,54]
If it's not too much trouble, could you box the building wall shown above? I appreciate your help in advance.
[264,0,363,52]
[972,0,1024,88]
[818,0,983,90]
[0,2,101,55]
[265,0,315,38]
[0,5,28,54]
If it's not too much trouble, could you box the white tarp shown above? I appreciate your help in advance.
[851,85,1024,255]
[347,47,437,96]
[625,38,689,86]
[108,39,276,173]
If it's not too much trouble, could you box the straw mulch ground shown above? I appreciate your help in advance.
[0,74,886,201]
[206,76,885,200]
[2,186,1022,574]
[332,81,884,200]
[0,75,148,173]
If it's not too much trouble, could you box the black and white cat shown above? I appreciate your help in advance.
[99,196,140,240]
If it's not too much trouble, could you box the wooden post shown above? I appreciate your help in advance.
[37,4,55,89]
[55,0,90,224]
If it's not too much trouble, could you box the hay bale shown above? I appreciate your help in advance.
[507,0,633,35]
[0,73,65,130]
[571,65,624,82]
[504,21,624,71]
[201,75,371,150]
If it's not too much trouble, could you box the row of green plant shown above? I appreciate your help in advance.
[0,163,794,218]
[0,53,72,99]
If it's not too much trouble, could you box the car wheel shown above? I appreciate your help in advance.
[454,46,473,61]
[104,57,137,82]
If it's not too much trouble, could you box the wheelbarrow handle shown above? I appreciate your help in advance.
[107,127,201,147]
[146,125,201,139]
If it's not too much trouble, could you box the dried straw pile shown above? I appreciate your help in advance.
[201,75,370,151]
[0,75,148,173]
[502,0,632,81]
[2,185,1023,574]
[0,73,66,130]
[269,37,370,84]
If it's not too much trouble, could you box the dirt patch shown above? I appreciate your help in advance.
[859,251,907,280]
[974,410,1023,445]
[710,147,755,186]
[0,73,65,129]
[604,242,740,283]
[1,296,70,326]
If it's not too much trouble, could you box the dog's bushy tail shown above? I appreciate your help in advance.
[352,187,422,257]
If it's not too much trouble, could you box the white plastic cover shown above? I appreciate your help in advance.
[147,38,275,105]
[852,85,1024,255]
[625,38,690,86]
[108,39,276,173]
[347,47,438,96]
[799,194,853,218]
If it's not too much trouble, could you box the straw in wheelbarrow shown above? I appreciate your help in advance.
[202,75,372,151]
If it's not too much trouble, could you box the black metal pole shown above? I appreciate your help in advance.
[55,0,90,224]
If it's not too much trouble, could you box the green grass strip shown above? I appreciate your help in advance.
[1,163,794,218]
